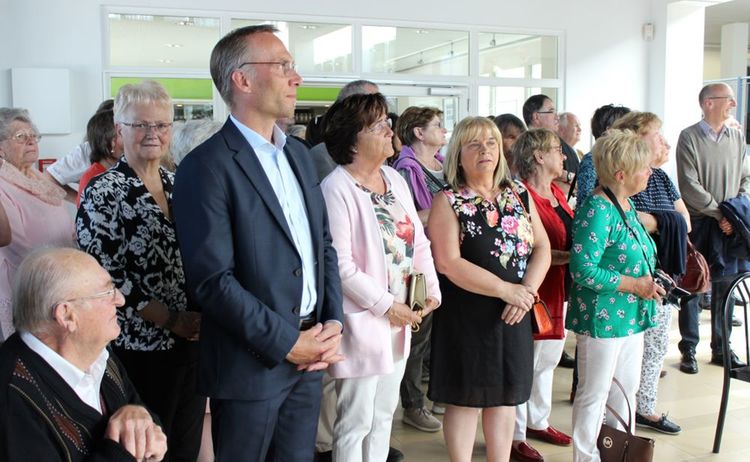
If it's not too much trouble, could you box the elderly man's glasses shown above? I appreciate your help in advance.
[5,131,42,144]
[536,109,556,115]
[50,285,121,313]
[707,96,736,102]
[120,122,173,134]
[367,118,393,134]
[238,61,298,76]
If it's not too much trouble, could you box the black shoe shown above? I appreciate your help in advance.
[315,451,332,462]
[558,351,575,368]
[680,351,698,374]
[710,351,747,368]
[635,413,682,435]
[387,447,404,462]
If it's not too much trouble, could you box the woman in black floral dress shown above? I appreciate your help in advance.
[76,81,205,462]
[428,116,551,462]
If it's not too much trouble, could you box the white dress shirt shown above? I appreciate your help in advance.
[20,331,108,413]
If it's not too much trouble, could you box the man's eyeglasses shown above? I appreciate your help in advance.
[120,122,173,134]
[536,110,556,115]
[367,118,393,134]
[50,285,121,313]
[238,61,298,76]
[4,131,42,144]
[707,96,736,102]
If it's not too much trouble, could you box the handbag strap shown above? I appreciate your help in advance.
[600,187,656,277]
[604,377,635,436]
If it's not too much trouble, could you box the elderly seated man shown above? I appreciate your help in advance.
[0,247,167,461]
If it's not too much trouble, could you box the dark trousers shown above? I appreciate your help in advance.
[113,340,206,462]
[400,312,433,410]
[679,216,749,355]
[211,370,323,462]
[678,277,738,355]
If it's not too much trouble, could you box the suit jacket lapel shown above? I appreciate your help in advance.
[223,122,296,245]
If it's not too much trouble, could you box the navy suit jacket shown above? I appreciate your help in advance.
[173,118,343,400]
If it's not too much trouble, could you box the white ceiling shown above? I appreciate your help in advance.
[704,0,750,48]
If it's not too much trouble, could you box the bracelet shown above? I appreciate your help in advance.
[164,311,179,331]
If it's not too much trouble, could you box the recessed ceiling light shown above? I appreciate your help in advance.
[300,24,318,30]
[164,43,183,48]
[415,29,429,34]
[157,59,173,64]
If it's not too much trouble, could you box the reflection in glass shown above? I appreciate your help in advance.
[108,14,220,69]
[362,26,469,76]
[478,32,558,79]
[478,86,558,119]
[230,19,353,73]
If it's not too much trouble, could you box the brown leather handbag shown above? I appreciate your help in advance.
[597,378,655,462]
[530,296,554,337]
[679,241,711,294]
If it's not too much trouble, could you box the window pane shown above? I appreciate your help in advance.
[362,26,469,76]
[110,77,214,121]
[478,33,558,79]
[478,86,558,119]
[231,19,353,74]
[108,14,220,69]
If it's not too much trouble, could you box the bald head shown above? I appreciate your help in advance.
[13,248,98,334]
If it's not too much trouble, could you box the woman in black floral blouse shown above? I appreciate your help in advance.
[76,80,205,462]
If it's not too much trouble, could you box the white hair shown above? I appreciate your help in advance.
[170,119,223,166]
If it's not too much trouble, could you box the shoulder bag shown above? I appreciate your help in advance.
[597,377,655,461]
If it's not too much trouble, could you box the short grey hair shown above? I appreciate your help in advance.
[13,247,81,335]
[113,80,173,123]
[557,112,574,128]
[336,80,379,102]
[0,108,38,141]
[210,24,279,107]
[170,119,223,166]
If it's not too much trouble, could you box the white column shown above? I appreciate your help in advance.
[720,23,749,79]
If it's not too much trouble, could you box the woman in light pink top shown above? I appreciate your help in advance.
[0,108,74,340]
[321,93,441,462]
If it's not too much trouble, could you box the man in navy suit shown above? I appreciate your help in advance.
[173,25,344,461]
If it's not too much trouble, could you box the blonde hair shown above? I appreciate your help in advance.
[593,129,650,188]
[512,128,560,180]
[443,116,510,190]
[611,111,661,136]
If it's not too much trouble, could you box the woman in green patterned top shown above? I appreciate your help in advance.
[566,129,666,462]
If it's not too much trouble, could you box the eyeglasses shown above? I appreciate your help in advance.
[548,144,563,153]
[238,61,298,76]
[51,285,121,313]
[120,121,173,134]
[4,131,42,144]
[707,96,736,102]
[536,110,556,115]
[425,121,444,129]
[367,118,393,134]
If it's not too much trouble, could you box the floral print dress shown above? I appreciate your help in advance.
[428,180,535,407]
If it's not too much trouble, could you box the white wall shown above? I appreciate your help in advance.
[1,0,655,158]
[704,47,723,80]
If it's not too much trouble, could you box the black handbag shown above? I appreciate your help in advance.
[597,378,655,462]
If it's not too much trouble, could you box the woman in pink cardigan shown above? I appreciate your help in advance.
[321,93,441,462]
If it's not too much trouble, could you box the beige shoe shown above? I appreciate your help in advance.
[403,407,442,432]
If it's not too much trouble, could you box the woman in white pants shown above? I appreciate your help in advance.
[566,129,665,462]
[320,93,441,462]
[511,129,575,462]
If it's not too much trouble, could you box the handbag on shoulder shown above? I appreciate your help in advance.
[408,272,427,332]
[678,240,710,294]
[597,378,655,462]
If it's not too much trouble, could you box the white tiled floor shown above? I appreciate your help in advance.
[389,308,750,461]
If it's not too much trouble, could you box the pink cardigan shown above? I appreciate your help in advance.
[321,166,441,379]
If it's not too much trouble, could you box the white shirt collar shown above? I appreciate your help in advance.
[20,331,109,413]
[229,115,287,153]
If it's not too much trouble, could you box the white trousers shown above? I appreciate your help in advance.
[571,333,644,462]
[514,338,566,440]
[332,357,407,462]
[315,372,337,452]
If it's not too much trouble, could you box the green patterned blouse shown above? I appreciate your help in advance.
[565,195,658,338]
